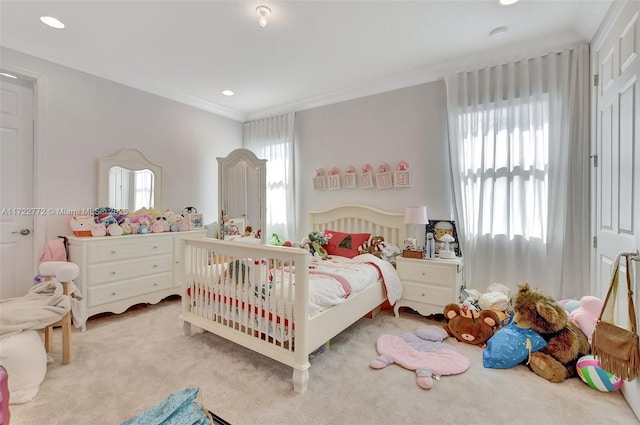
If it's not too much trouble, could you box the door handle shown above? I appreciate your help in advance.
[11,228,31,236]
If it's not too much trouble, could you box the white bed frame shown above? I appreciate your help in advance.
[179,204,405,393]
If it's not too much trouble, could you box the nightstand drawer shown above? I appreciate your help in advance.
[397,260,453,284]
[401,282,458,308]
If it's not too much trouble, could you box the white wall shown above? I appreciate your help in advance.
[1,47,243,243]
[3,47,463,248]
[295,80,451,238]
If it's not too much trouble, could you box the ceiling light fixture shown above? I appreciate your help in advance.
[499,0,520,5]
[256,5,271,28]
[489,26,508,38]
[222,90,234,96]
[0,72,18,79]
[40,16,65,29]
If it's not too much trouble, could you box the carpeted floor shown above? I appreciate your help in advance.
[9,297,640,425]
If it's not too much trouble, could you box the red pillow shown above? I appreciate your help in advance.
[323,230,371,259]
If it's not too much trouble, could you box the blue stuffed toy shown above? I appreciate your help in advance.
[483,315,547,369]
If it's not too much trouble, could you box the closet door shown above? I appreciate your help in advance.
[592,1,640,417]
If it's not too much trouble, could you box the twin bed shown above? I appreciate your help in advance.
[179,204,406,393]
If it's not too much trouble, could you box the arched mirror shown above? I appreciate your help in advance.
[98,148,163,212]
[217,148,266,243]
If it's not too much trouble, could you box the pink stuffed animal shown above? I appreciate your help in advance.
[569,296,603,342]
[370,326,470,389]
[560,296,603,342]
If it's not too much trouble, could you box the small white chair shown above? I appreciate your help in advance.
[39,261,79,365]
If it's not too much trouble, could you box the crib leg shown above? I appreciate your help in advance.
[182,320,192,336]
[292,367,309,394]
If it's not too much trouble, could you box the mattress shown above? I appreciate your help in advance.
[188,253,400,318]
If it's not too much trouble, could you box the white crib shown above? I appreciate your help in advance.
[179,204,405,393]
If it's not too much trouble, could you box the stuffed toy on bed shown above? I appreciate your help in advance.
[370,326,470,389]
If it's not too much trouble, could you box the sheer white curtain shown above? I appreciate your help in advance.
[244,113,296,240]
[445,44,590,299]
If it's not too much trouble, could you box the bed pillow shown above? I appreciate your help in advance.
[322,230,371,259]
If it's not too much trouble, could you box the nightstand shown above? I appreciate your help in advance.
[393,256,463,317]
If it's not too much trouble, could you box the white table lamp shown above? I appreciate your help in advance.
[404,206,428,251]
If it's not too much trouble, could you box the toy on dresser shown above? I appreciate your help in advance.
[69,216,94,237]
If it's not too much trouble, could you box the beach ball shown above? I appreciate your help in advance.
[576,355,622,392]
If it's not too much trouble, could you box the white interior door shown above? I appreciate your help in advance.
[0,75,35,299]
[592,1,640,418]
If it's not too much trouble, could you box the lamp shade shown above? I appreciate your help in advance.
[404,206,428,224]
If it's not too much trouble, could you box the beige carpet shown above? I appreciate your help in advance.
[9,297,639,425]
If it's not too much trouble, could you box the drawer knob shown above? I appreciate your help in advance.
[111,292,116,296]
[153,283,158,286]
[110,271,116,275]
[153,246,158,249]
[153,264,158,268]
[421,272,426,276]
[421,293,425,297]
[111,250,116,254]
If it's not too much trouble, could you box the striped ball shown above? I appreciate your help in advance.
[577,355,622,392]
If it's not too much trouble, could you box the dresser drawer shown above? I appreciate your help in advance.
[397,260,454,286]
[87,272,173,307]
[87,237,173,263]
[401,282,457,309]
[88,254,173,285]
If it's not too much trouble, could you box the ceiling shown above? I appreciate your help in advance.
[0,1,612,122]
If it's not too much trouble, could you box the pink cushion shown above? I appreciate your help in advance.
[322,230,371,259]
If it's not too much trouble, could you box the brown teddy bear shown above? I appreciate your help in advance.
[443,303,501,348]
[513,283,590,382]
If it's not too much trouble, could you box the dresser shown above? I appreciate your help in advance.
[394,256,464,317]
[68,230,206,324]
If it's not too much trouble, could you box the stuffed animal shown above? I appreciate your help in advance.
[443,303,501,348]
[151,219,165,233]
[107,223,123,236]
[560,296,603,343]
[483,316,547,369]
[370,325,470,389]
[69,216,94,237]
[513,283,590,383]
[90,223,107,237]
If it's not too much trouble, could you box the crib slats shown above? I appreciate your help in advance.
[183,239,305,352]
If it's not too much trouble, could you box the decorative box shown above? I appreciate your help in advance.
[402,250,424,259]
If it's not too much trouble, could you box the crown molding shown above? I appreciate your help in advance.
[245,31,585,122]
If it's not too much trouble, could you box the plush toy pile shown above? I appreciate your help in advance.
[443,283,512,347]
[70,207,197,237]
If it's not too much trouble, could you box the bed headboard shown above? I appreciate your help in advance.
[308,204,405,248]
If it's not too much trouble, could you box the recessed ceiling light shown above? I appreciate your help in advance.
[489,26,508,38]
[40,16,65,29]
[0,72,18,79]
[222,90,234,96]
[499,0,519,5]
